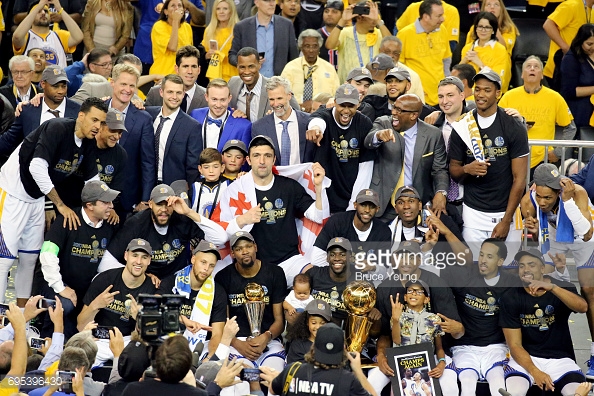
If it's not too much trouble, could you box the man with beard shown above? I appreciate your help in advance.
[251,77,314,165]
[0,97,106,306]
[309,189,391,267]
[158,240,227,355]
[364,93,449,221]
[360,67,411,123]
[307,84,375,213]
[449,70,528,265]
[98,184,227,281]
[214,231,286,386]
[500,249,587,395]
[77,238,158,366]
[12,0,82,68]
[378,37,425,102]
[0,65,80,157]
[369,240,464,396]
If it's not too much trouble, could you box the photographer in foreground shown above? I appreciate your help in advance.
[260,323,377,396]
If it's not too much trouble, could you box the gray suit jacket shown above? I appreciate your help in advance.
[228,75,299,121]
[144,83,207,112]
[228,15,298,76]
[364,118,449,220]
[70,81,141,104]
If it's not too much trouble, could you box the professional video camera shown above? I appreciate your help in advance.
[137,294,183,341]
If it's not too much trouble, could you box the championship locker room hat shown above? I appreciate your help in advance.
[193,240,221,260]
[195,361,222,389]
[385,67,411,82]
[394,240,422,254]
[334,84,360,105]
[514,248,545,265]
[150,184,175,203]
[230,230,256,248]
[393,186,421,201]
[473,68,502,89]
[326,237,352,252]
[305,299,332,322]
[533,163,562,190]
[356,189,380,207]
[346,67,373,83]
[370,54,395,71]
[42,65,70,85]
[314,323,345,365]
[81,180,120,203]
[440,76,465,93]
[126,238,152,255]
[170,180,189,205]
[222,139,248,156]
[249,135,275,151]
[105,108,127,132]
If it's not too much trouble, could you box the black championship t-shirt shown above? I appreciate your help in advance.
[45,207,118,296]
[106,210,205,279]
[214,263,286,338]
[452,269,522,347]
[271,364,370,396]
[82,268,157,335]
[305,266,347,323]
[449,108,529,212]
[375,269,461,336]
[252,176,315,265]
[157,273,227,333]
[310,108,374,213]
[19,118,98,199]
[499,277,578,360]
[286,338,313,364]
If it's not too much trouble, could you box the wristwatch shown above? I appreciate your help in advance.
[436,190,447,196]
[376,19,385,28]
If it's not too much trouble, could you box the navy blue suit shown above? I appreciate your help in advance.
[189,107,252,151]
[0,99,80,157]
[251,109,314,165]
[146,106,202,185]
[113,102,156,212]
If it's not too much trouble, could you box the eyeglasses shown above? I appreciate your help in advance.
[11,70,32,76]
[406,289,426,296]
[476,25,493,31]
[393,107,418,115]
[92,62,113,68]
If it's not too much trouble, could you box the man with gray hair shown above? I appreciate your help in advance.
[378,36,425,102]
[0,55,41,109]
[281,29,340,113]
[252,76,315,166]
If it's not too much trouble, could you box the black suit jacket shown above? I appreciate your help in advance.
[146,106,202,185]
[364,118,449,220]
[144,83,207,113]
[0,83,43,109]
[228,15,298,76]
[0,99,80,157]
[251,109,314,165]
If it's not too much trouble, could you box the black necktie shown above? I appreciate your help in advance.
[180,93,189,113]
[48,109,60,118]
[154,116,169,177]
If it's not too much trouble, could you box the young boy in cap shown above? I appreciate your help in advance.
[221,139,248,180]
[189,148,230,219]
[307,84,375,213]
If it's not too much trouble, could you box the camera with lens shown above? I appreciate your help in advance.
[137,294,183,341]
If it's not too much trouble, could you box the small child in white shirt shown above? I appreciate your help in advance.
[283,273,314,325]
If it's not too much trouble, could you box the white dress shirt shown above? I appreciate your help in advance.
[204,110,228,149]
[40,98,68,125]
[153,107,180,181]
[184,84,197,112]
[274,109,300,165]
[237,75,263,121]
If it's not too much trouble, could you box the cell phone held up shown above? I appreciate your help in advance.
[92,326,114,340]
[38,298,56,309]
[353,5,370,15]
[29,337,47,350]
[240,368,261,382]
[57,370,75,394]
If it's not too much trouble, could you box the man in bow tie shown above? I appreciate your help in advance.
[189,79,251,153]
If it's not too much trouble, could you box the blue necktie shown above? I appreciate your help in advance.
[207,117,222,128]
[280,120,291,166]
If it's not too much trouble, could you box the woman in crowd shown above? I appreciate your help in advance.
[81,0,134,56]
[465,0,519,55]
[285,299,331,364]
[201,0,239,81]
[460,11,511,92]
[150,0,194,75]
[560,23,594,129]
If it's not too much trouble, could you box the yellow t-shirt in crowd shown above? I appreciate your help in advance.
[397,22,452,106]
[335,26,382,83]
[396,0,460,43]
[465,25,517,56]
[150,20,193,75]
[202,26,237,82]
[460,40,511,92]
[543,0,590,78]
[499,86,573,167]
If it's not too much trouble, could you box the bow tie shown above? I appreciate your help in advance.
[207,117,223,128]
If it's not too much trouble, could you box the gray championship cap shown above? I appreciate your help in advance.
[305,299,332,322]
[514,248,545,265]
[229,230,256,248]
[356,189,380,206]
[385,67,411,82]
[533,163,562,190]
[334,84,360,105]
[126,238,152,255]
[371,54,395,70]
[150,184,175,203]
[473,68,502,89]
[440,76,465,92]
[394,240,422,254]
[249,135,275,151]
[222,139,248,155]
[326,236,353,252]
[81,180,120,203]
[393,185,421,201]
[105,108,127,132]
[192,240,221,260]
[42,65,69,85]
[346,67,374,83]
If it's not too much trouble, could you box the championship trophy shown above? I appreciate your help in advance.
[343,280,377,353]
[244,283,265,338]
